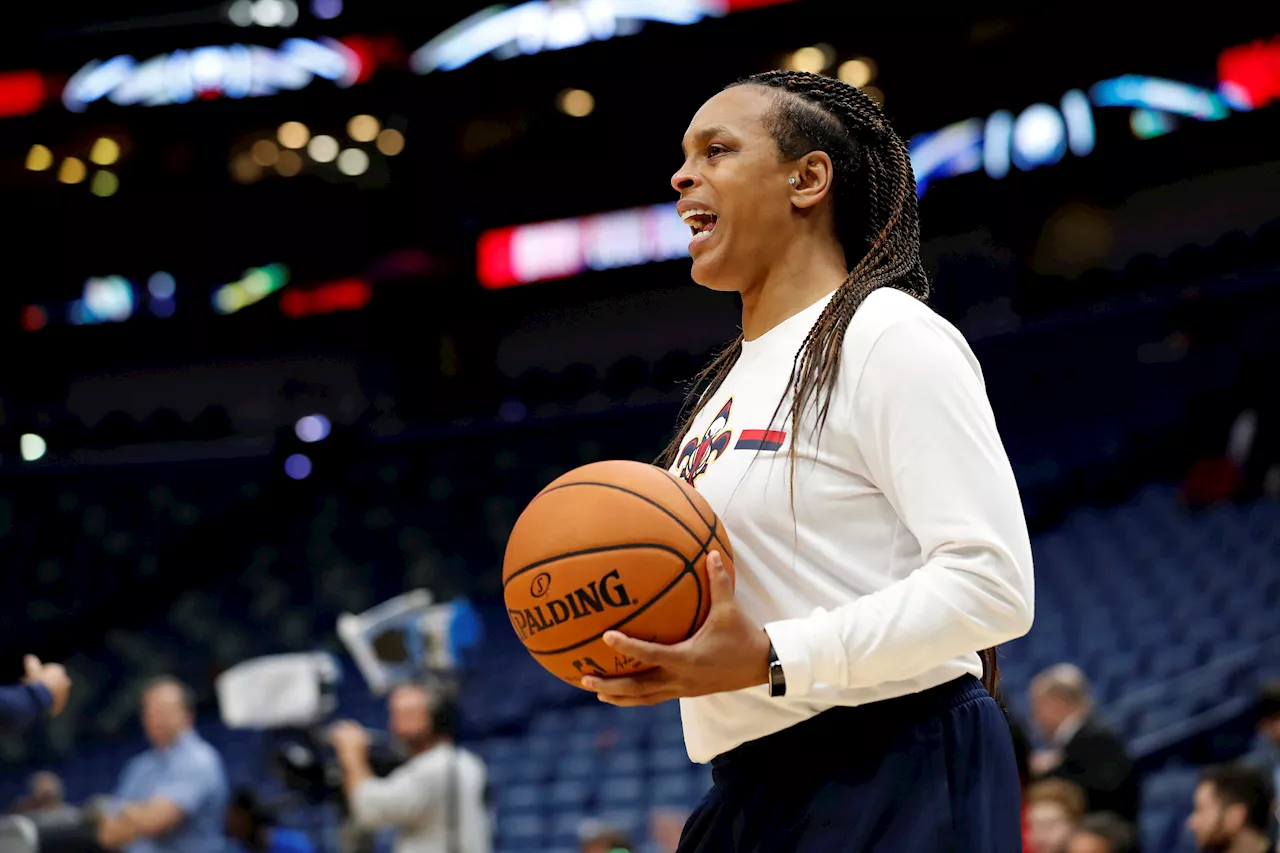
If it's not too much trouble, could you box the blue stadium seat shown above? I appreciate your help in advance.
[556,753,600,781]
[549,811,586,845]
[549,778,593,809]
[499,784,543,812]
[597,808,644,836]
[606,750,645,776]
[649,746,692,773]
[651,772,693,806]
[600,776,645,806]
[499,813,545,846]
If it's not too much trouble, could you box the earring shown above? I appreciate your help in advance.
[788,177,797,185]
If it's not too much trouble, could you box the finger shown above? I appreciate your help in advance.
[23,655,41,680]
[583,669,673,696]
[601,631,681,667]
[706,550,735,606]
[598,691,679,707]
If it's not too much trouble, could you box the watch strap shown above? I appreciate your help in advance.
[767,641,786,698]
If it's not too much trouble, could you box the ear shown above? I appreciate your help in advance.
[788,150,835,210]
[1224,802,1246,832]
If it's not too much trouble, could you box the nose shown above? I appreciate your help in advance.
[671,162,699,193]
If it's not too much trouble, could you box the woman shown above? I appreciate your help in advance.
[583,70,1035,851]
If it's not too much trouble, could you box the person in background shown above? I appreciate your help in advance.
[1028,664,1138,821]
[95,676,229,852]
[9,772,82,827]
[1243,683,1280,813]
[643,807,689,853]
[0,655,71,733]
[225,788,316,853]
[1024,779,1087,853]
[579,820,634,853]
[1186,764,1276,853]
[331,681,491,853]
[1065,812,1138,853]
[1004,705,1035,850]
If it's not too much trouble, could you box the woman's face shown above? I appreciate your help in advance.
[671,85,796,292]
[1027,801,1077,853]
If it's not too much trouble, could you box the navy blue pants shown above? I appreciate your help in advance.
[676,676,1022,853]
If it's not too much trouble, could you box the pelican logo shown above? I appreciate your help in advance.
[676,398,733,486]
[530,572,551,598]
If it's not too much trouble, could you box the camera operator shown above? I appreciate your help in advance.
[329,682,491,853]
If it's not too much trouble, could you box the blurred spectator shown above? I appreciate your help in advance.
[1025,779,1088,853]
[225,788,315,853]
[1186,764,1276,853]
[1243,683,1280,804]
[1004,706,1035,850]
[0,655,71,733]
[95,676,229,852]
[1008,708,1032,790]
[1029,664,1138,821]
[643,806,688,853]
[579,820,634,853]
[8,772,81,826]
[331,682,491,853]
[1066,812,1138,853]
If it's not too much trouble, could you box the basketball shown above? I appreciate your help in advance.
[502,459,735,688]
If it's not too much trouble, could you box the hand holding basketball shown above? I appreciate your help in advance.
[583,551,772,705]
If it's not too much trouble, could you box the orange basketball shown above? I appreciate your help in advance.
[502,459,735,689]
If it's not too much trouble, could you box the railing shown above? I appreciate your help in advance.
[1101,633,1280,757]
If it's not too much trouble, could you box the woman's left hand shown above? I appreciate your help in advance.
[583,550,772,706]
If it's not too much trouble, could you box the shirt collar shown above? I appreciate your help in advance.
[153,728,197,756]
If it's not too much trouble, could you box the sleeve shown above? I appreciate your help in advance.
[349,757,443,829]
[763,317,1035,696]
[0,684,52,730]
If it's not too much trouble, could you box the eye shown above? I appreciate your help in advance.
[707,143,728,157]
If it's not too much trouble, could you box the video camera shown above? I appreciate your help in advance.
[214,590,482,809]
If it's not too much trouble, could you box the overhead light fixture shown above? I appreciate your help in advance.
[347,114,379,142]
[20,434,47,462]
[89,137,120,165]
[90,170,119,197]
[557,88,594,117]
[307,134,338,163]
[58,157,86,184]
[375,128,404,155]
[336,148,369,175]
[278,121,310,148]
[25,144,53,171]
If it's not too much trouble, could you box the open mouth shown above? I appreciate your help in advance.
[679,207,719,245]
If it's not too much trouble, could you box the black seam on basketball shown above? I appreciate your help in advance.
[523,554,702,657]
[657,468,735,561]
[683,516,717,641]
[514,479,707,559]
[658,468,715,529]
[503,541,685,589]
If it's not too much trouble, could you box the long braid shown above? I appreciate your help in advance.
[656,71,999,697]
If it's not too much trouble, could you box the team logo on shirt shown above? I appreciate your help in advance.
[676,398,733,486]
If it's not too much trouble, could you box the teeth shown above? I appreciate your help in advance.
[679,208,717,222]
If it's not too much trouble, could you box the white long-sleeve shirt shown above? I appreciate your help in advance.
[672,287,1035,763]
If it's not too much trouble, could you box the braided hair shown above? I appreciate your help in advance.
[657,70,1001,697]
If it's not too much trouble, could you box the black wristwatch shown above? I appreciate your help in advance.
[767,641,787,698]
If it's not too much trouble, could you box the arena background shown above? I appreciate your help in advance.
[1,2,1279,851]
